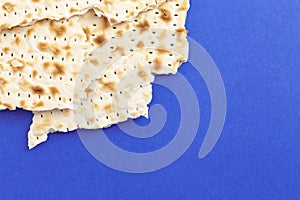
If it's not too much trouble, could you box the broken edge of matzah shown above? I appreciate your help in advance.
[0,0,164,31]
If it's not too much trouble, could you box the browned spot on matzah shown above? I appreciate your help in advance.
[14,36,21,46]
[138,70,148,81]
[0,101,14,110]
[70,7,79,13]
[0,77,8,93]
[82,27,91,41]
[50,21,67,37]
[2,47,10,54]
[38,42,61,56]
[136,20,150,31]
[90,59,99,66]
[159,8,172,23]
[32,101,45,109]
[137,41,145,48]
[32,70,38,79]
[31,85,45,95]
[8,58,26,73]
[26,27,35,37]
[49,86,60,97]
[0,23,9,31]
[2,2,15,13]
[156,49,169,54]
[93,34,106,46]
[99,78,116,91]
[153,57,163,71]
[43,62,65,77]
[19,100,26,107]
[104,104,113,113]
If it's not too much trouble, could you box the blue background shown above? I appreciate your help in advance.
[1,0,300,199]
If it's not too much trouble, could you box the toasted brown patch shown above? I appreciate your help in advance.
[90,59,99,66]
[0,77,8,93]
[70,7,79,13]
[25,13,33,20]
[129,11,134,17]
[0,101,14,110]
[153,57,163,71]
[32,70,38,79]
[21,19,28,25]
[99,78,116,91]
[85,87,94,94]
[50,21,67,37]
[31,85,45,95]
[104,104,113,113]
[176,28,188,34]
[63,45,71,51]
[8,58,26,73]
[113,46,125,56]
[2,47,10,54]
[26,27,35,37]
[2,2,15,13]
[109,18,118,24]
[43,62,65,77]
[18,79,31,90]
[38,42,61,56]
[14,36,21,46]
[137,41,145,48]
[100,17,111,29]
[116,30,123,35]
[32,101,45,109]
[19,100,26,107]
[66,51,72,59]
[82,27,91,41]
[49,86,60,97]
[93,103,99,109]
[178,0,189,11]
[138,70,148,81]
[52,63,65,77]
[159,8,172,23]
[93,34,106,46]
[0,23,9,31]
[156,48,169,54]
[136,20,150,31]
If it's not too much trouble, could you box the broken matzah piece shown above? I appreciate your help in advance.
[0,0,163,31]
[0,16,90,111]
[28,0,190,148]
[79,0,189,74]
[29,53,154,148]
[0,1,166,111]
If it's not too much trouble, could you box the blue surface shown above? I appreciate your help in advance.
[1,0,300,199]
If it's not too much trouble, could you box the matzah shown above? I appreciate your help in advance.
[0,1,166,111]
[28,0,190,148]
[0,0,163,31]
[0,16,89,111]
[29,53,154,148]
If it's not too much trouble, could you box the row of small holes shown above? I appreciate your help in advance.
[2,1,91,16]
[6,90,72,102]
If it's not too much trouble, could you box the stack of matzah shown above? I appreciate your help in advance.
[0,0,190,148]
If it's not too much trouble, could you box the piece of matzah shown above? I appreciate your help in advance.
[29,53,154,148]
[28,0,190,148]
[0,0,163,31]
[0,1,166,111]
[0,16,90,111]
